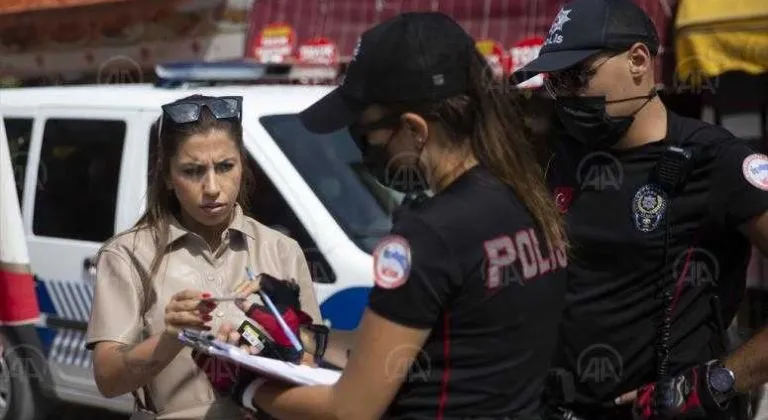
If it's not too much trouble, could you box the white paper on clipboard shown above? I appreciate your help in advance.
[179,332,341,386]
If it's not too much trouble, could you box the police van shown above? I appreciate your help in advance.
[0,61,397,419]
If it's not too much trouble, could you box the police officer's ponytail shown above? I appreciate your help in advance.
[387,51,566,248]
[465,50,566,248]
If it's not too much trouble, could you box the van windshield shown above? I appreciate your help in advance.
[259,114,401,254]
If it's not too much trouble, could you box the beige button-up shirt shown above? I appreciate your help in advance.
[86,205,322,419]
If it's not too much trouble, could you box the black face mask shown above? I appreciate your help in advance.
[361,130,429,194]
[554,88,658,149]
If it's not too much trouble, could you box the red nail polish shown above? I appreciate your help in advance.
[202,293,211,298]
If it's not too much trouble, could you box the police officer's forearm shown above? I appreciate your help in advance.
[725,325,768,393]
[325,329,356,368]
[95,331,185,398]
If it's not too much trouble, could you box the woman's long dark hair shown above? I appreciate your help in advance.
[128,94,254,313]
[387,50,566,249]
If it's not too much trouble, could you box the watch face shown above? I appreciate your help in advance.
[709,368,734,393]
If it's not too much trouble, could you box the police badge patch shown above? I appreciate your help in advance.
[632,184,667,232]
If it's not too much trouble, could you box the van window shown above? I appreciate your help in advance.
[4,118,34,204]
[260,114,397,254]
[33,119,126,242]
[244,156,337,284]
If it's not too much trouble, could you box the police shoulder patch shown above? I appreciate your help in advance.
[373,235,412,289]
[742,153,768,191]
[632,184,667,233]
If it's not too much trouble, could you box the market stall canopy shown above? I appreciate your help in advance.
[675,0,768,81]
[0,0,187,31]
[245,0,675,86]
[0,0,251,81]
[0,0,129,15]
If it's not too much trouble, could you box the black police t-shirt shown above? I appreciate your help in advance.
[368,165,568,420]
[546,110,768,408]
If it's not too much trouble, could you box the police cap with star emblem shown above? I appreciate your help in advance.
[512,0,660,84]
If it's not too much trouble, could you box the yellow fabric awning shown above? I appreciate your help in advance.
[675,0,768,82]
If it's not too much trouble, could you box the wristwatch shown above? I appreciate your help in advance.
[303,324,330,363]
[707,360,736,405]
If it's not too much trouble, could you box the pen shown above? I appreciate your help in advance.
[200,295,242,302]
[245,267,304,357]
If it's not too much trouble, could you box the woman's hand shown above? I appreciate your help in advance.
[232,278,261,312]
[163,289,217,337]
[215,321,263,355]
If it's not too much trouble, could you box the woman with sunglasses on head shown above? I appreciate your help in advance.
[200,12,568,420]
[85,94,323,419]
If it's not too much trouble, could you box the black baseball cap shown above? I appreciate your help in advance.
[299,12,475,134]
[512,0,659,83]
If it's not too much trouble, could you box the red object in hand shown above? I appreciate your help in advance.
[631,362,724,419]
[192,350,241,395]
[244,274,313,348]
[245,303,312,347]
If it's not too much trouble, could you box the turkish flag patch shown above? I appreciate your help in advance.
[554,187,574,213]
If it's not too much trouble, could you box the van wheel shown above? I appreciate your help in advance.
[0,337,48,420]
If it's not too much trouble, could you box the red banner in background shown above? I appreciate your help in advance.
[245,0,674,82]
[253,22,296,63]
[298,37,340,66]
[476,39,512,79]
[511,37,545,88]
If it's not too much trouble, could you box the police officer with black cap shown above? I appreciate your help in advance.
[513,0,768,419]
[200,11,570,420]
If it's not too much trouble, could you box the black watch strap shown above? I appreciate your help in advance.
[306,324,329,362]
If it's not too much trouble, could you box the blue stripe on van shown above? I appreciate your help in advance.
[319,287,372,330]
[34,278,57,355]
[33,278,93,367]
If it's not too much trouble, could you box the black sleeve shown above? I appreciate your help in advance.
[367,213,460,329]
[710,141,768,228]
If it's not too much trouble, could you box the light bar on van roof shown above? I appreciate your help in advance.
[154,60,341,85]
[155,60,268,81]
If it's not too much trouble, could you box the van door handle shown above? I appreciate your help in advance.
[83,257,97,284]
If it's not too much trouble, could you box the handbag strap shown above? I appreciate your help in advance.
[131,385,157,413]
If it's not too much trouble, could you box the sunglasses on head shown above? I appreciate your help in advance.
[158,96,243,137]
[348,114,402,151]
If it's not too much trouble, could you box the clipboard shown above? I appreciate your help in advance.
[178,329,342,386]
